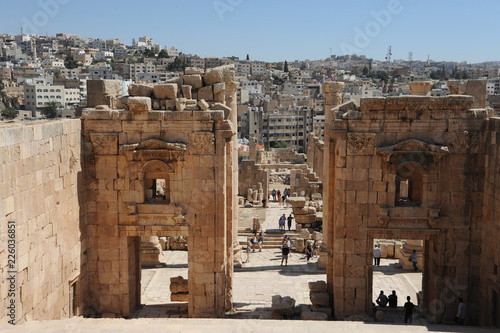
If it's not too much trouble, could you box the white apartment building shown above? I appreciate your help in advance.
[251,62,266,76]
[236,62,251,75]
[124,63,156,81]
[23,84,65,111]
[90,39,106,51]
[42,59,65,68]
[95,51,114,61]
[166,46,179,57]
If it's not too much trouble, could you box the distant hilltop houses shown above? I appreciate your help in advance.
[1,32,499,140]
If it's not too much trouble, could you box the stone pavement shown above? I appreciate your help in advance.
[1,317,494,332]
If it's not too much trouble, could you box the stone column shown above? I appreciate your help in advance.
[249,135,257,161]
[225,81,240,311]
[140,236,165,268]
[409,81,433,96]
[324,82,345,126]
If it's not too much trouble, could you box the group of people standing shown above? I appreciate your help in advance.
[375,290,415,323]
[245,230,264,263]
[271,188,291,207]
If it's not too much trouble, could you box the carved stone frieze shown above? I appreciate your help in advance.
[189,132,215,155]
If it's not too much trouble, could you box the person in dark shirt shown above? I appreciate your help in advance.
[388,290,398,307]
[403,296,415,323]
[376,290,388,307]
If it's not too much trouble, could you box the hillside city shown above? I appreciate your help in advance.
[1,33,500,152]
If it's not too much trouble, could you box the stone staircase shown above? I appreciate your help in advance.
[238,229,301,249]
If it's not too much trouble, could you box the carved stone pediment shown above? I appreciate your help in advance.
[377,139,449,164]
[120,139,187,162]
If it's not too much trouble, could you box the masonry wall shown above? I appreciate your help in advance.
[324,95,490,323]
[480,117,500,327]
[0,119,85,324]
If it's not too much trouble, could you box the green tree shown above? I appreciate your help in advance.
[429,71,440,80]
[158,49,170,58]
[271,140,288,148]
[1,107,17,119]
[168,56,188,72]
[246,54,250,61]
[283,60,289,72]
[64,54,79,69]
[362,67,369,76]
[132,38,136,45]
[461,70,469,80]
[42,101,59,118]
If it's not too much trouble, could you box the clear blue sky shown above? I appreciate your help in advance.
[1,0,499,63]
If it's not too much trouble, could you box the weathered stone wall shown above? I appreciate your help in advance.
[238,160,269,198]
[257,148,306,164]
[82,65,238,318]
[307,133,324,182]
[0,120,85,324]
[480,117,500,327]
[324,94,492,323]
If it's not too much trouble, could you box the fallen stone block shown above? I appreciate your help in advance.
[128,84,153,97]
[203,65,235,86]
[310,291,329,307]
[182,85,192,99]
[170,276,188,293]
[154,83,178,99]
[271,295,296,316]
[198,99,209,111]
[170,292,188,302]
[308,281,327,292]
[312,231,323,241]
[127,97,151,114]
[301,311,328,321]
[183,74,203,89]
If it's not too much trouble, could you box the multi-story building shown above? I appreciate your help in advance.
[236,62,251,75]
[74,53,92,66]
[90,39,106,51]
[245,107,314,153]
[89,65,120,80]
[95,51,114,61]
[205,57,220,69]
[123,63,156,81]
[24,84,65,111]
[251,62,266,76]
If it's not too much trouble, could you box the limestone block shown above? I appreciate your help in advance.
[295,238,305,253]
[448,80,467,95]
[183,74,203,89]
[176,98,188,111]
[198,99,210,111]
[198,85,213,101]
[299,229,310,240]
[312,232,323,241]
[360,97,385,112]
[171,292,188,302]
[301,311,328,321]
[310,291,329,306]
[154,84,178,99]
[152,99,160,110]
[317,253,327,270]
[170,276,188,293]
[271,295,296,316]
[182,85,192,99]
[308,281,327,292]
[185,67,204,75]
[203,65,235,86]
[287,196,307,208]
[87,80,121,107]
[311,306,331,319]
[165,99,177,110]
[212,102,231,118]
[465,79,487,108]
[128,84,154,97]
[127,97,151,114]
[379,244,387,258]
[213,82,226,102]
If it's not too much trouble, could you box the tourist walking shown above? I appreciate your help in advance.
[455,297,466,325]
[313,240,319,258]
[278,193,282,206]
[258,230,264,252]
[305,242,313,261]
[410,250,418,271]
[272,189,276,201]
[281,238,290,266]
[251,233,258,252]
[279,214,286,231]
[373,244,381,266]
[403,296,415,323]
[287,214,294,231]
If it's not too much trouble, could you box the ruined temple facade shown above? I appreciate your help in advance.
[323,80,500,326]
[80,66,240,318]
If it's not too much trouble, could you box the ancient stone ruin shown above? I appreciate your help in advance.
[322,79,500,325]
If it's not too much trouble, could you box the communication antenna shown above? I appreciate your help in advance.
[408,52,413,72]
[385,46,392,69]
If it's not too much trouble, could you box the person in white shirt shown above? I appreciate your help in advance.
[373,244,381,266]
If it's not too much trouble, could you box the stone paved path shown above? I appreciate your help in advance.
[2,317,493,332]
